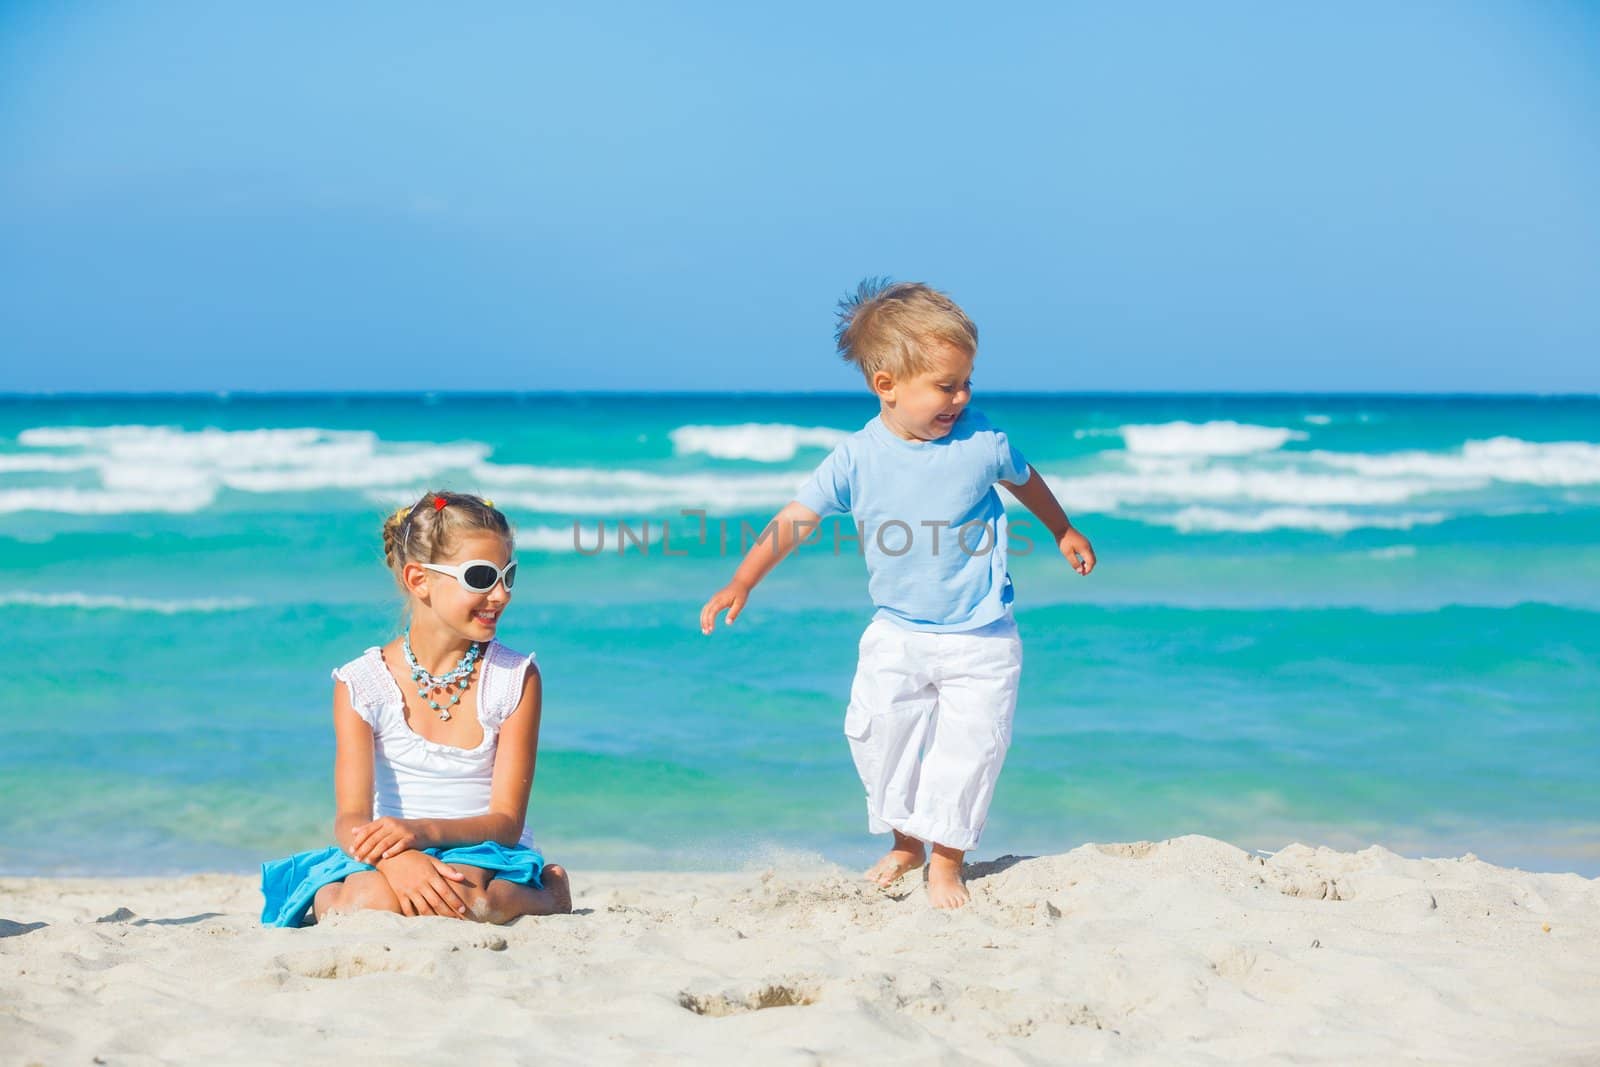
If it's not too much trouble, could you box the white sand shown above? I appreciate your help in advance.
[3,835,1597,1064]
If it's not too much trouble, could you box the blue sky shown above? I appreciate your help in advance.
[2,3,1597,393]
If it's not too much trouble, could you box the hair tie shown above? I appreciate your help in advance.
[482,498,494,508]
[433,496,448,512]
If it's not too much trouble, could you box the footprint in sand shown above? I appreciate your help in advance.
[274,944,430,980]
[677,980,819,1016]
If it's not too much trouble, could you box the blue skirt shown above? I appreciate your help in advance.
[260,841,545,928]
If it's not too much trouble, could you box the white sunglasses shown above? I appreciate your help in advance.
[420,559,518,593]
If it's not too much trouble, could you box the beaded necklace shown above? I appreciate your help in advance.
[402,635,483,721]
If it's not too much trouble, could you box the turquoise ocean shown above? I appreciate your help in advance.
[3,394,1597,877]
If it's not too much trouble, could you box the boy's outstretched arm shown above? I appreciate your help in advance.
[699,500,822,633]
[1000,466,1096,575]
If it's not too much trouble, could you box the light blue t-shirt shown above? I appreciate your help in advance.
[795,408,1032,632]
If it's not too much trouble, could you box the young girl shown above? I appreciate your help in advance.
[260,491,571,927]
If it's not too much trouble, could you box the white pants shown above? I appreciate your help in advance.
[844,614,1022,852]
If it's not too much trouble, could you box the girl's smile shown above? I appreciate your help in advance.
[410,530,514,652]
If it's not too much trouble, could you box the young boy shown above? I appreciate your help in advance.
[698,279,1095,909]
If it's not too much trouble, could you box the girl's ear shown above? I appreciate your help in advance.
[401,561,430,599]
[871,370,896,401]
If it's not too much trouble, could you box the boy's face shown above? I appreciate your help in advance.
[874,341,975,442]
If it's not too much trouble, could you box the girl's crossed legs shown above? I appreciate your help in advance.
[313,862,572,924]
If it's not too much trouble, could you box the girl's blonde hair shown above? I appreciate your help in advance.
[834,277,978,383]
[381,491,512,577]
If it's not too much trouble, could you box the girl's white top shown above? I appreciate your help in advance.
[332,640,538,849]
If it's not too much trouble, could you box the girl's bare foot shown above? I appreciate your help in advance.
[865,830,925,888]
[482,863,573,922]
[926,846,970,909]
[539,863,574,914]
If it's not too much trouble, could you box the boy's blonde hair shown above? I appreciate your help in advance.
[834,278,978,383]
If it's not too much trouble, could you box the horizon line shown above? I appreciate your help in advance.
[3,389,1598,401]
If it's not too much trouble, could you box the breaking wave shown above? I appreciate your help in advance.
[1118,421,1309,456]
[5,423,1596,541]
[669,423,849,462]
[0,592,255,613]
[1147,507,1452,534]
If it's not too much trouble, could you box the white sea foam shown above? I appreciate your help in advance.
[220,444,489,492]
[6,425,492,512]
[1049,461,1442,511]
[20,425,371,469]
[358,493,600,547]
[17,425,164,448]
[1312,438,1600,487]
[0,454,98,473]
[1119,421,1309,456]
[466,464,804,512]
[1367,545,1418,560]
[0,488,216,514]
[472,462,800,492]
[1303,414,1333,425]
[1049,437,1600,524]
[513,525,586,553]
[10,422,1595,535]
[512,522,729,553]
[419,483,793,518]
[669,423,849,462]
[0,591,255,613]
[1151,507,1451,534]
[1039,434,1600,535]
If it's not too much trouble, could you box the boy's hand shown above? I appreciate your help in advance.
[699,582,750,634]
[1058,526,1096,575]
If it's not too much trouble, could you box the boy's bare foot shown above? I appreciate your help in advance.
[865,830,925,888]
[926,846,970,910]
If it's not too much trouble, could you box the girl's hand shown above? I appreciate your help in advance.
[375,851,470,918]
[350,817,424,864]
[699,582,750,634]
[1058,526,1096,576]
